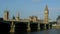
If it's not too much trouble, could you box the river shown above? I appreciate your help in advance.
[1,29,60,34]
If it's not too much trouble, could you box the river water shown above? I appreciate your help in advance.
[1,29,60,34]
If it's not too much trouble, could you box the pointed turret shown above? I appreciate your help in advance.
[16,12,20,21]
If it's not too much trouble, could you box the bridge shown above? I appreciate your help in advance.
[0,19,52,33]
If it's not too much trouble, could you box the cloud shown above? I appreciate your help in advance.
[32,0,41,2]
[49,8,60,11]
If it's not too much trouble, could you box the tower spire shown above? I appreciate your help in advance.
[16,12,20,20]
[17,12,20,18]
[3,8,9,20]
[45,4,48,11]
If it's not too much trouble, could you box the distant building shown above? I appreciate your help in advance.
[3,9,9,20]
[56,16,60,24]
[29,16,38,22]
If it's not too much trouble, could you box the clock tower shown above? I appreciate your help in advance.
[44,5,49,24]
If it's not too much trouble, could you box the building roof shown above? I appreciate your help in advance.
[56,16,60,20]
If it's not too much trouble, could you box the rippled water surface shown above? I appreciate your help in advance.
[1,29,60,34]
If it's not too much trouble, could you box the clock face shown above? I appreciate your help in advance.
[45,11,48,13]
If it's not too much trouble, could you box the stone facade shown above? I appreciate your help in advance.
[3,9,9,20]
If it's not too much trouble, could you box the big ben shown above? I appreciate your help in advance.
[44,5,49,24]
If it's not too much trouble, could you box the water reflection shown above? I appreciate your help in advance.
[1,29,60,34]
[10,33,14,34]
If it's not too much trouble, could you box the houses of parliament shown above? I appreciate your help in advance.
[3,5,49,23]
[0,5,52,32]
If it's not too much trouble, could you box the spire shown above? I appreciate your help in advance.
[16,12,20,20]
[45,4,49,11]
[16,12,20,18]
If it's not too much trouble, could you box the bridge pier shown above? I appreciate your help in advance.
[27,22,30,32]
[10,21,15,33]
[50,24,52,29]
[37,23,40,31]
[48,24,50,29]
[44,24,47,30]
[44,24,52,30]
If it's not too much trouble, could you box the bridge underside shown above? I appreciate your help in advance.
[0,22,10,32]
[15,22,27,32]
[0,21,52,32]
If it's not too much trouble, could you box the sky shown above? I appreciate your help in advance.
[0,0,60,20]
